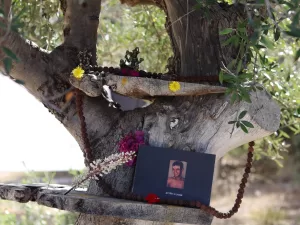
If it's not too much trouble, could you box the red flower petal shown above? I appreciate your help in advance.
[145,193,160,204]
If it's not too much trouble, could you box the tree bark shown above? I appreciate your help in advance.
[0,0,280,225]
[74,1,279,225]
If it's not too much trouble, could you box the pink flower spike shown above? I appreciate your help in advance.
[118,131,145,166]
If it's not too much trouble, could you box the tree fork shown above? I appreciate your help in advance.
[75,1,279,225]
[0,0,280,224]
[163,0,245,76]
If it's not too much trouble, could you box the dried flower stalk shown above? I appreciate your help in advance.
[64,151,136,195]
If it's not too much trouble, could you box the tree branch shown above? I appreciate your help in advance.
[59,0,67,15]
[62,0,101,64]
[163,1,245,76]
[49,0,102,84]
[0,4,50,99]
[69,73,226,98]
[120,0,164,8]
[0,0,11,17]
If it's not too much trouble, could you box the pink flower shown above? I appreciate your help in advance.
[121,68,129,76]
[118,131,145,166]
[121,68,139,77]
[130,70,139,77]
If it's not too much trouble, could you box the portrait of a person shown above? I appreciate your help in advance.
[166,160,186,189]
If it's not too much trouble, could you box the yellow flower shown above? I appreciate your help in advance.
[72,66,85,79]
[169,81,181,92]
[121,77,128,86]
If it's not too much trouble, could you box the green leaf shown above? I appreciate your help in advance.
[279,130,290,138]
[281,1,295,8]
[14,79,25,85]
[0,8,4,18]
[250,30,260,44]
[261,24,271,31]
[240,123,248,133]
[238,21,247,29]
[236,60,242,73]
[256,86,264,91]
[254,44,266,49]
[274,159,283,168]
[228,121,236,124]
[242,94,252,103]
[219,28,234,35]
[237,27,246,33]
[292,11,300,27]
[11,21,25,32]
[241,120,254,128]
[285,28,300,38]
[230,92,238,104]
[0,21,6,29]
[295,49,300,61]
[238,73,253,80]
[222,35,238,47]
[240,88,252,103]
[260,35,274,49]
[3,57,12,74]
[274,27,281,41]
[238,110,247,120]
[227,59,237,70]
[223,74,237,83]
[2,47,19,62]
[219,70,224,84]
[236,121,240,128]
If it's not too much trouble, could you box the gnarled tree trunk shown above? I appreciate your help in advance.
[0,0,280,224]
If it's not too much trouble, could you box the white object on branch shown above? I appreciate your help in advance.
[64,151,136,195]
[69,73,226,98]
[90,151,135,179]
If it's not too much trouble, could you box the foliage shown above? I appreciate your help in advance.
[98,0,172,72]
[0,168,80,225]
[120,47,144,70]
[251,208,287,225]
[21,170,56,185]
[0,201,77,225]
[12,0,63,50]
[2,0,300,163]
[228,110,254,134]
[217,1,300,162]
[0,2,25,74]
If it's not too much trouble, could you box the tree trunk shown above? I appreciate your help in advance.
[0,0,280,224]
[75,1,279,225]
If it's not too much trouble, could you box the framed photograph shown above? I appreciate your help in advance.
[132,146,216,205]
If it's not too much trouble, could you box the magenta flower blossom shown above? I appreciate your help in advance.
[129,70,139,77]
[121,68,129,76]
[118,131,145,166]
[121,68,139,77]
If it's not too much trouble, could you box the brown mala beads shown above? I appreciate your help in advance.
[91,65,220,84]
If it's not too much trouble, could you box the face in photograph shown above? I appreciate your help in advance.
[166,160,187,190]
